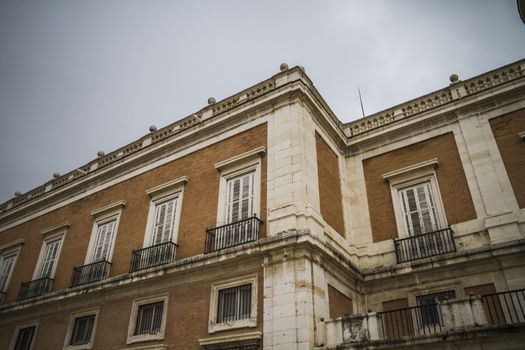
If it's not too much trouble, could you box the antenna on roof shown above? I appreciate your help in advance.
[358,88,366,118]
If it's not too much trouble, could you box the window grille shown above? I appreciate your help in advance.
[134,301,164,335]
[416,290,456,326]
[70,315,95,345]
[13,326,36,350]
[217,284,252,323]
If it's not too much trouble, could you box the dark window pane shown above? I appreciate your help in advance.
[14,326,36,350]
[134,301,164,335]
[70,315,95,345]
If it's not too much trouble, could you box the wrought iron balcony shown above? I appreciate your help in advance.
[70,260,112,288]
[393,227,456,263]
[130,241,178,272]
[377,303,444,339]
[205,216,262,253]
[481,289,525,325]
[18,277,53,300]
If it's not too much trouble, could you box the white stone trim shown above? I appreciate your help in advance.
[8,320,39,350]
[90,200,126,219]
[145,176,188,200]
[63,307,100,350]
[519,131,525,143]
[198,331,262,346]
[0,239,24,253]
[126,293,169,344]
[41,221,70,236]
[383,159,447,238]
[216,152,262,226]
[208,275,258,334]
[84,204,124,265]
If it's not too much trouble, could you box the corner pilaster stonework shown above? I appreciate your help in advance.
[263,248,328,350]
[457,113,522,244]
[266,102,322,237]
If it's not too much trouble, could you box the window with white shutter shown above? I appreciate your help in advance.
[91,220,117,262]
[0,253,17,293]
[38,237,63,278]
[151,197,178,246]
[226,172,254,224]
[398,181,440,236]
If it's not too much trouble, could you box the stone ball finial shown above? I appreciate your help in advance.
[14,191,21,197]
[208,97,216,105]
[53,172,60,179]
[149,125,157,132]
[97,150,105,157]
[280,63,289,71]
[449,74,459,83]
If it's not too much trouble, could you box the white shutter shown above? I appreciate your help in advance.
[39,238,62,278]
[399,182,440,236]
[92,220,116,262]
[0,254,16,292]
[151,198,178,245]
[226,172,254,224]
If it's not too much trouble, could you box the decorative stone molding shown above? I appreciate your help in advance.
[214,147,266,171]
[145,176,188,199]
[0,239,24,253]
[41,221,70,236]
[198,331,262,347]
[90,200,126,218]
[212,96,240,114]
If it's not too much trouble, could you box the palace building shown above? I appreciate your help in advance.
[0,59,524,350]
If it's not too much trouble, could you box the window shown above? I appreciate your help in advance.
[416,290,456,327]
[217,284,252,323]
[0,241,21,302]
[9,322,38,350]
[63,309,98,350]
[383,159,447,238]
[215,147,264,227]
[127,294,168,344]
[209,276,257,333]
[226,172,255,224]
[34,233,64,280]
[135,301,164,335]
[148,196,180,246]
[85,201,125,265]
[398,181,441,236]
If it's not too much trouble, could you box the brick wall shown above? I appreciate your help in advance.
[363,132,476,242]
[316,132,345,236]
[0,268,264,349]
[0,124,267,302]
[489,109,525,208]
[328,285,353,318]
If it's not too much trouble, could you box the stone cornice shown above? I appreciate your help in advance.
[345,59,525,137]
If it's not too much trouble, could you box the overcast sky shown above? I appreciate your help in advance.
[0,0,524,203]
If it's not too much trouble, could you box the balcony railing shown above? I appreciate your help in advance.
[130,241,178,272]
[70,260,112,288]
[18,277,53,300]
[377,303,444,339]
[205,216,262,253]
[481,289,525,325]
[394,227,456,263]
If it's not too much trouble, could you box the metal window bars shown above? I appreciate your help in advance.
[70,260,112,288]
[394,227,456,263]
[377,303,445,340]
[130,241,178,273]
[205,216,262,253]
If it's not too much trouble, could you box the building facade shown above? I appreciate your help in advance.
[0,60,524,350]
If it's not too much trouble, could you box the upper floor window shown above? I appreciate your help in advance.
[34,226,67,280]
[150,197,179,245]
[215,147,264,226]
[85,201,125,265]
[398,181,441,236]
[383,159,447,238]
[0,240,23,301]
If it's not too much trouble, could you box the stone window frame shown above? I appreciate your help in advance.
[8,320,39,350]
[84,201,125,265]
[63,307,100,350]
[208,275,258,334]
[214,147,265,226]
[32,222,69,280]
[126,293,169,344]
[0,239,24,302]
[142,176,188,248]
[382,159,447,238]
